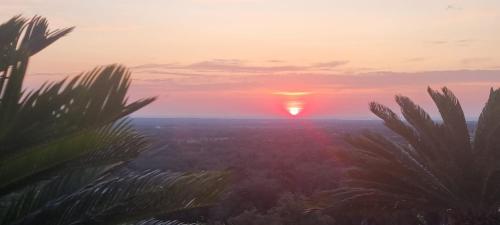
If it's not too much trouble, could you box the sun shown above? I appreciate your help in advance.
[287,106,302,116]
[285,100,303,116]
[275,92,309,117]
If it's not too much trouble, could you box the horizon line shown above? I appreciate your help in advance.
[130,116,480,122]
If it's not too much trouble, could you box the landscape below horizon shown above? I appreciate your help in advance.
[127,118,479,224]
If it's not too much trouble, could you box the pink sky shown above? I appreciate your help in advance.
[3,0,500,118]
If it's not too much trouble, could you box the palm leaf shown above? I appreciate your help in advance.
[9,170,229,225]
[0,164,121,225]
[0,15,229,225]
[1,65,156,155]
[0,16,73,121]
[0,64,156,194]
[0,119,142,195]
[0,15,26,72]
[474,88,500,153]
[316,87,500,222]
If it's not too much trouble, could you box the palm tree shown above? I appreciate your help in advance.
[319,87,500,225]
[0,16,228,225]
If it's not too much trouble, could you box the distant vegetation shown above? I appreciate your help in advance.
[131,119,385,225]
[0,16,228,225]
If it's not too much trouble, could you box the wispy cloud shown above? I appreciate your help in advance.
[460,57,492,66]
[28,59,500,93]
[131,59,350,76]
[129,69,500,92]
[425,39,477,47]
[456,39,476,47]
[446,4,462,10]
[124,59,500,93]
[313,61,349,68]
[186,59,309,73]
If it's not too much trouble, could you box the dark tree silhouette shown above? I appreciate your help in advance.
[0,16,228,225]
[319,87,500,225]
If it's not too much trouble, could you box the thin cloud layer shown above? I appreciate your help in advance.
[131,59,349,75]
[127,59,500,92]
[24,61,500,118]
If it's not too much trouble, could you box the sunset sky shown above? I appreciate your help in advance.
[2,0,500,118]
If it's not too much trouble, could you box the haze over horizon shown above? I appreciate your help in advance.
[2,0,500,119]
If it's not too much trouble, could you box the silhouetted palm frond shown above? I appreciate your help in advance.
[316,87,500,223]
[1,65,155,156]
[0,15,229,225]
[0,165,119,224]
[8,170,229,225]
[0,16,73,115]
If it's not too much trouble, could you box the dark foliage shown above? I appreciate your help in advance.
[317,87,500,224]
[0,16,228,225]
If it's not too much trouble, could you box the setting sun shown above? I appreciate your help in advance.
[274,92,310,117]
[285,100,304,117]
[287,106,302,116]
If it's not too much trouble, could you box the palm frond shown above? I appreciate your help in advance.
[395,95,448,161]
[0,164,121,225]
[10,170,229,225]
[428,87,471,154]
[1,65,156,155]
[474,88,500,153]
[319,87,500,220]
[0,15,229,225]
[0,16,73,120]
[18,16,74,56]
[369,102,421,152]
[0,15,26,71]
[0,119,144,195]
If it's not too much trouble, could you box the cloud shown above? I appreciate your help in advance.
[425,39,476,47]
[26,65,500,118]
[132,59,349,76]
[460,57,492,66]
[132,60,308,73]
[446,4,462,10]
[128,68,500,93]
[456,39,476,47]
[313,61,349,68]
[134,70,218,78]
[267,60,285,63]
[126,59,500,95]
[131,63,181,70]
[29,59,500,94]
[186,59,309,73]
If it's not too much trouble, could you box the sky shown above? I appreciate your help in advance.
[1,0,500,119]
